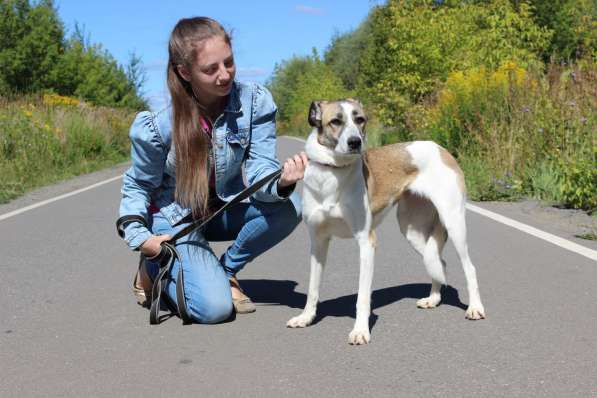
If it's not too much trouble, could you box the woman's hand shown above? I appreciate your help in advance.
[139,234,172,259]
[278,151,309,188]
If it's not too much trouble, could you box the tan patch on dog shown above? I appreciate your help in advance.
[363,143,419,216]
[439,148,466,194]
[316,102,344,146]
[369,230,377,248]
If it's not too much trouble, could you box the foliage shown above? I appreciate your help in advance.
[410,60,596,209]
[0,95,133,203]
[0,0,146,109]
[324,18,372,90]
[267,0,595,210]
[527,0,597,62]
[0,0,63,93]
[357,0,550,127]
[268,49,353,135]
[51,35,147,109]
[558,156,597,212]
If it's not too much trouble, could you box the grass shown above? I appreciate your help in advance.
[575,232,597,241]
[0,94,134,203]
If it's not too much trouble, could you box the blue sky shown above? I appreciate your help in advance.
[54,1,379,110]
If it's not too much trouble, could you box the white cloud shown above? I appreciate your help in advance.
[295,5,325,15]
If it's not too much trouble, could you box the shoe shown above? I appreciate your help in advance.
[232,297,256,314]
[133,255,153,308]
[230,277,256,314]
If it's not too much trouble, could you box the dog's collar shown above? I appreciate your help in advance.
[309,159,346,168]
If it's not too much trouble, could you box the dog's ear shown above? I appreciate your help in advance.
[308,101,322,127]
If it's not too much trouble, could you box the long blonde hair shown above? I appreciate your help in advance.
[167,17,231,219]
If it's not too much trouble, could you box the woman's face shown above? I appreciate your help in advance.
[179,36,236,103]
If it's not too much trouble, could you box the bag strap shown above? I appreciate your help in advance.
[169,168,282,242]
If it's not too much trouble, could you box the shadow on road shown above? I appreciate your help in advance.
[241,279,467,330]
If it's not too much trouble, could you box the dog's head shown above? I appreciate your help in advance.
[308,98,367,156]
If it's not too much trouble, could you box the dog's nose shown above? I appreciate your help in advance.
[347,136,362,151]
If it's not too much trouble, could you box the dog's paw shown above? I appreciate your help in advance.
[286,313,315,328]
[416,296,441,309]
[465,305,486,320]
[348,328,371,345]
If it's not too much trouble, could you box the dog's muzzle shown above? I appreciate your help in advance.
[347,136,362,152]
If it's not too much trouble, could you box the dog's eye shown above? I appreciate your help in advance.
[355,116,366,124]
[330,119,342,127]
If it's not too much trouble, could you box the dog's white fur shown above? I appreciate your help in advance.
[286,100,485,345]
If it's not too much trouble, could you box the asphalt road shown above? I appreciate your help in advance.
[1,137,596,398]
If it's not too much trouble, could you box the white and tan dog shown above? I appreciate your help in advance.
[287,99,486,345]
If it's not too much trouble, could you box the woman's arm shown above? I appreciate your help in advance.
[118,111,167,250]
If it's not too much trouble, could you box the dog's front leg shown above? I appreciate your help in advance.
[349,231,376,345]
[287,231,330,328]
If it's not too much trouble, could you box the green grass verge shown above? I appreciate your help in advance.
[0,95,133,204]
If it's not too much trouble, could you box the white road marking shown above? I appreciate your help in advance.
[466,203,596,261]
[0,175,122,221]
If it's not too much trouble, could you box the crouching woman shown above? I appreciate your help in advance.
[117,17,307,324]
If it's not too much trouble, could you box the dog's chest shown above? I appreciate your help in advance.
[302,163,369,235]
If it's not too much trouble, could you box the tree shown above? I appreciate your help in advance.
[324,15,372,90]
[527,0,596,61]
[0,0,64,93]
[0,1,147,109]
[268,49,352,133]
[357,0,550,127]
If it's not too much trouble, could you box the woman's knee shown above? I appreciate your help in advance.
[186,295,233,324]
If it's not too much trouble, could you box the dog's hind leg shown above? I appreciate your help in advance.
[398,192,447,309]
[429,193,486,320]
[286,231,330,328]
[418,220,448,308]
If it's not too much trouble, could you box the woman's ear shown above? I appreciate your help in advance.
[176,64,192,82]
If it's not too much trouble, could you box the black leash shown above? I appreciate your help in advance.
[118,168,282,325]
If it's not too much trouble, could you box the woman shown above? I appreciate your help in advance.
[118,17,307,324]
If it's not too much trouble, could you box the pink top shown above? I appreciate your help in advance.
[200,116,211,134]
[200,116,216,190]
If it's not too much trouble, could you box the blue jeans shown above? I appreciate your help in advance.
[145,191,301,324]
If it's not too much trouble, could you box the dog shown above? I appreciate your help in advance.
[286,99,486,345]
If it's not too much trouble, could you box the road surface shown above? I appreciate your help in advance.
[1,137,596,397]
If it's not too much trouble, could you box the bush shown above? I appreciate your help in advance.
[558,156,597,211]
[411,60,596,209]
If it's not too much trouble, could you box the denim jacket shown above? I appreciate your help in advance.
[118,81,293,250]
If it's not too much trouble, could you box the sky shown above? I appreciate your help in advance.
[53,1,379,110]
